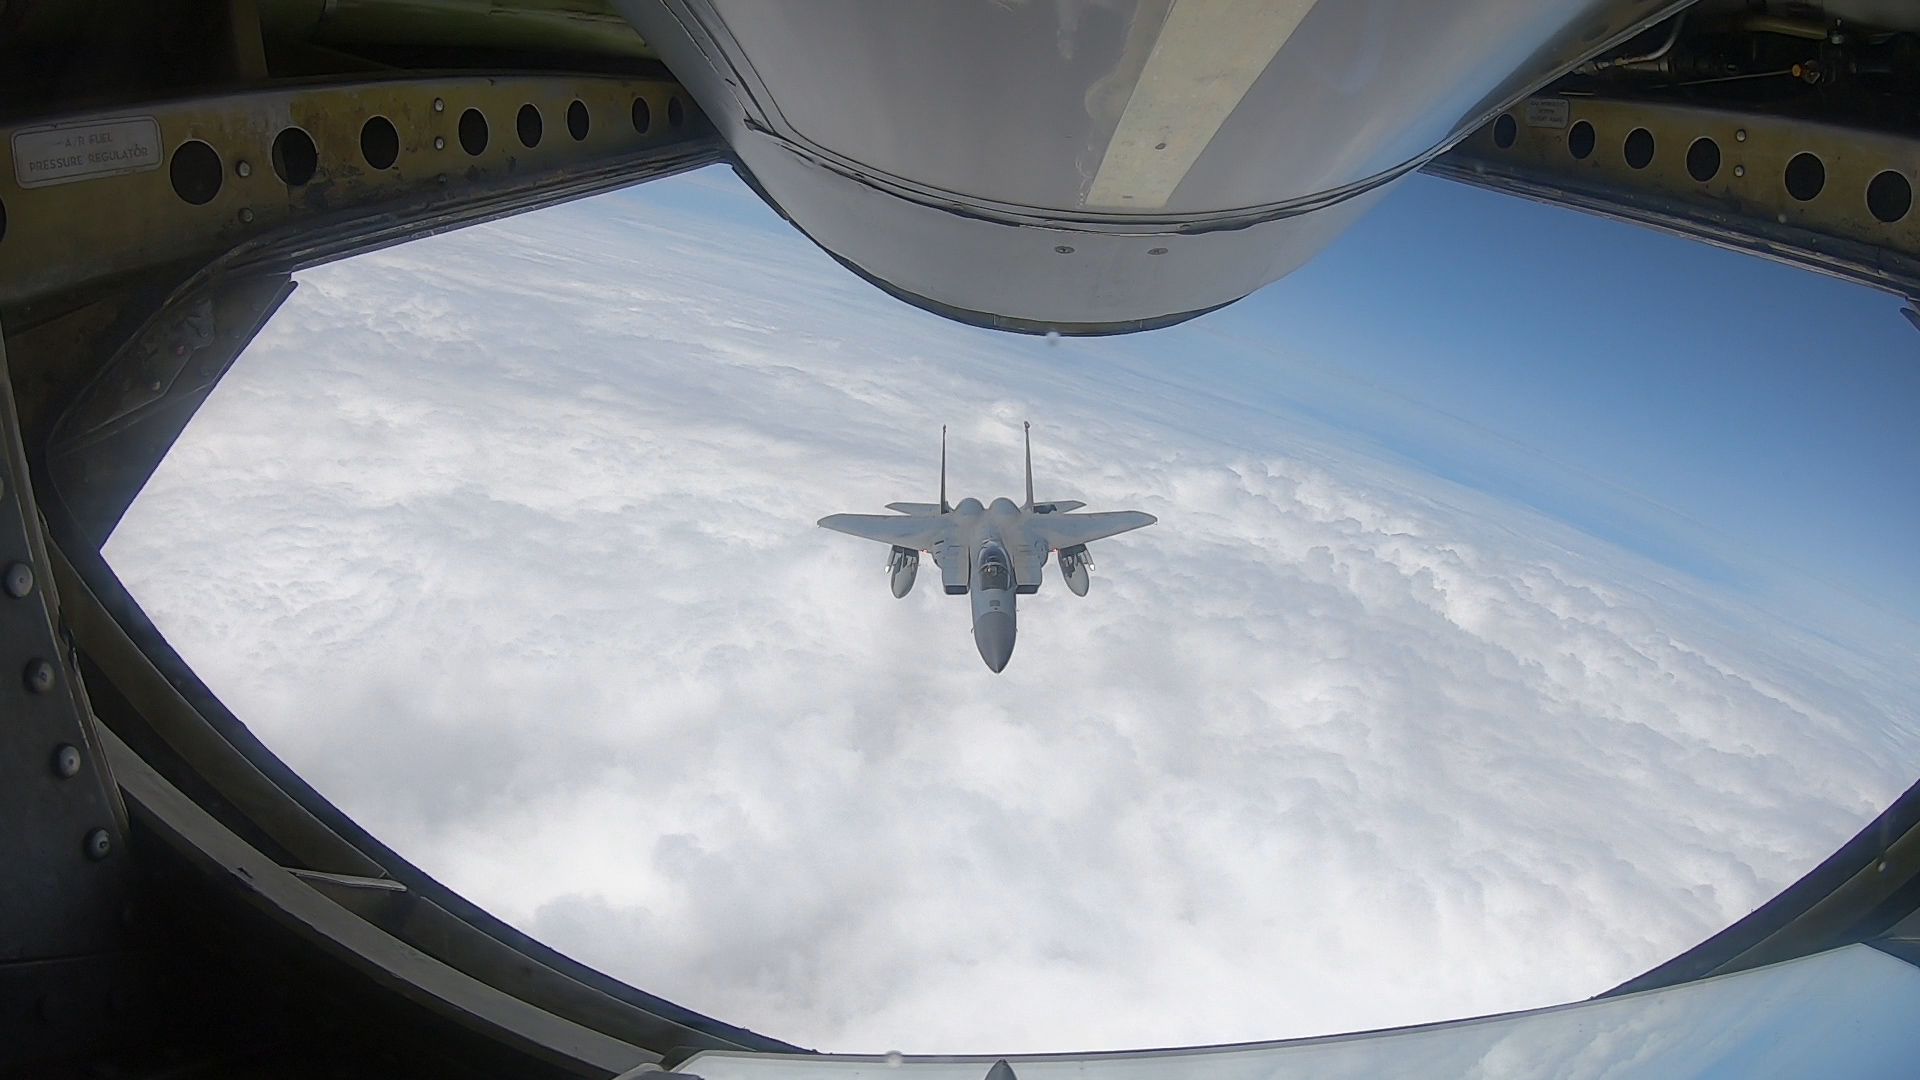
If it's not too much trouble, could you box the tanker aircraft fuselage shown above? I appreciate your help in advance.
[819,424,1155,672]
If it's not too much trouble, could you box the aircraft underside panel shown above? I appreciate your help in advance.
[679,943,1920,1080]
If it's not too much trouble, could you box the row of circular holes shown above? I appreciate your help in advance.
[0,95,686,241]
[1492,113,1913,224]
[163,94,687,208]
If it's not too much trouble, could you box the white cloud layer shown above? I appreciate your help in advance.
[106,168,1920,1054]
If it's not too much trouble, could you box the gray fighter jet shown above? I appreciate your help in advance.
[819,424,1156,672]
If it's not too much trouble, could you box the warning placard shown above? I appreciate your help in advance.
[13,117,163,189]
[1524,99,1570,130]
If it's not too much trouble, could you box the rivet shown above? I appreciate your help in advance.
[1054,245,1074,254]
[434,136,446,150]
[1735,129,1747,142]
[24,658,55,693]
[3,561,32,598]
[238,207,254,224]
[1733,165,1745,177]
[53,744,81,778]
[1148,246,1168,255]
[84,828,112,861]
[235,160,252,178]
[433,97,445,112]
[1777,212,1788,224]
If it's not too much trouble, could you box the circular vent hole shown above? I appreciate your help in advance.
[170,139,223,204]
[631,97,651,134]
[1685,137,1720,182]
[1568,120,1595,160]
[359,116,399,170]
[1623,127,1654,169]
[1867,170,1912,223]
[517,104,543,149]
[1493,114,1517,149]
[459,109,489,156]
[1784,152,1825,201]
[271,127,318,185]
[567,99,590,141]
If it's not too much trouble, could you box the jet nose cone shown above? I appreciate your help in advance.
[973,610,1016,673]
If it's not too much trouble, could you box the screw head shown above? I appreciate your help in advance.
[1733,165,1745,177]
[3,561,32,597]
[1735,129,1747,142]
[238,207,255,224]
[236,159,252,178]
[84,828,112,861]
[53,744,81,778]
[434,136,446,150]
[434,97,445,112]
[24,658,55,693]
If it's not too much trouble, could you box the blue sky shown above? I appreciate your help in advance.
[646,165,1920,637]
[1188,174,1920,628]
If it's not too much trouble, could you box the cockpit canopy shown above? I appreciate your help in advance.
[977,542,1013,593]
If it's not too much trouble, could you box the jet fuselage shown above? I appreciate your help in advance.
[818,426,1155,672]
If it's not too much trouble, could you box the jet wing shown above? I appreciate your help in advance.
[818,513,952,550]
[884,502,943,515]
[1033,511,1157,549]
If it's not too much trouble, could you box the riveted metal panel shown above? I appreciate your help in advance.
[0,74,707,311]
[0,326,141,1069]
[1431,96,1920,298]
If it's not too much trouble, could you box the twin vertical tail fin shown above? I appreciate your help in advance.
[1023,421,1035,511]
[937,422,1035,513]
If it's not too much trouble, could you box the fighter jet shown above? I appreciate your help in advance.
[819,424,1156,672]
